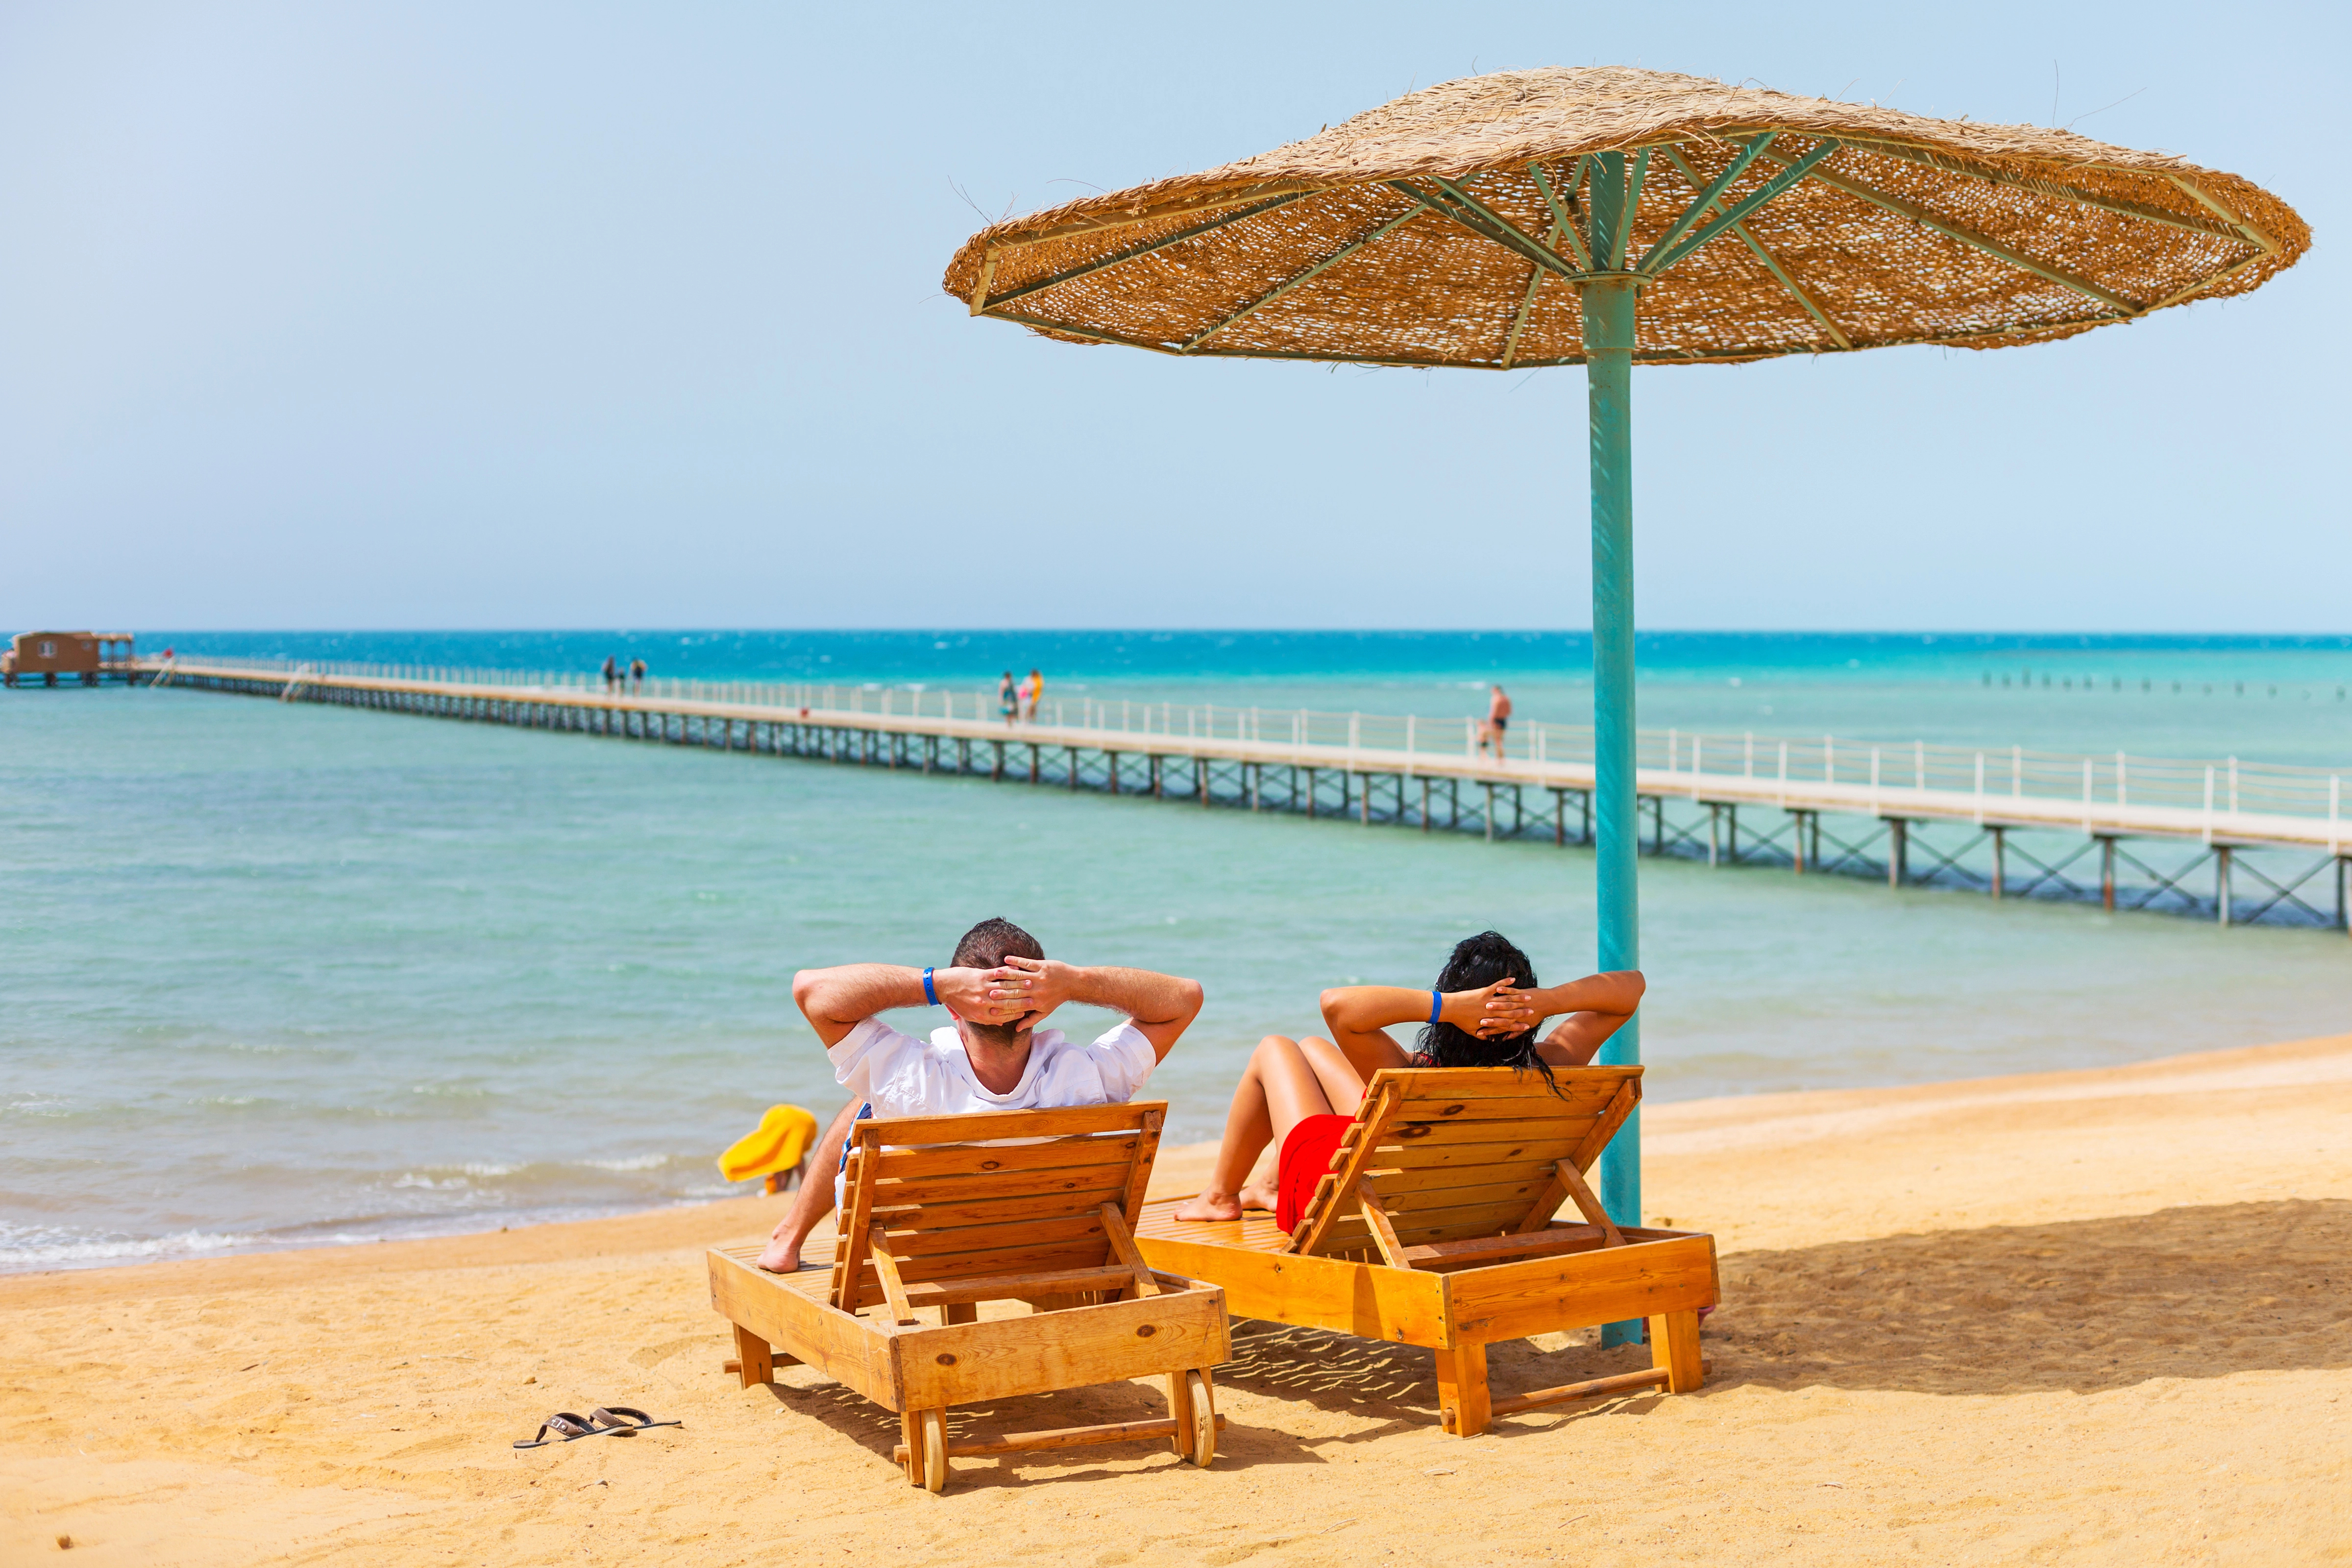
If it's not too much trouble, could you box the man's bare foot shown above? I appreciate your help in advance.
[1236,1180,1277,1212]
[757,1218,804,1273]
[1171,1190,1243,1222]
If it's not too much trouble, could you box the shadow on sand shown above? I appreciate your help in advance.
[754,1200,2351,1474]
[1209,1199,2352,1434]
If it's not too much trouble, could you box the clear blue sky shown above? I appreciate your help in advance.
[1,2,2340,632]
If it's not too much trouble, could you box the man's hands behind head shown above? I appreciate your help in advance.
[985,954,1075,1032]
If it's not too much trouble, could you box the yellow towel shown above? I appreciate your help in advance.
[717,1103,820,1184]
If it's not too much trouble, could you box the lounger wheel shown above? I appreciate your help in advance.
[1182,1370,1216,1467]
[920,1408,948,1493]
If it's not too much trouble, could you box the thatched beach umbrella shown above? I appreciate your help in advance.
[943,68,2307,1287]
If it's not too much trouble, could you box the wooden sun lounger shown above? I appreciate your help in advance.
[707,1102,1231,1492]
[1133,1066,1717,1438]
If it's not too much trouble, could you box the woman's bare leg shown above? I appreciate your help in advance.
[1234,1035,1369,1209]
[1173,1035,1337,1221]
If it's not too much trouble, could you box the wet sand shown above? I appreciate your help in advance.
[5,1032,2348,1566]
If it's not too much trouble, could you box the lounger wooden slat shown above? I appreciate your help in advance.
[1134,1066,1718,1437]
[709,1101,1228,1493]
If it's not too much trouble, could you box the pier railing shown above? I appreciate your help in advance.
[153,655,2349,827]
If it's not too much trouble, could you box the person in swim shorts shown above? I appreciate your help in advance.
[1171,931,1642,1230]
[756,916,1204,1272]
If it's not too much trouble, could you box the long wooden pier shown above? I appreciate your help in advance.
[131,657,2352,932]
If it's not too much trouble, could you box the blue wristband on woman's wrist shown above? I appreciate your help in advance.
[922,967,938,1006]
[1429,987,1444,1027]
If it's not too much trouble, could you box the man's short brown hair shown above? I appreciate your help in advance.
[951,917,1043,972]
[950,918,1044,1046]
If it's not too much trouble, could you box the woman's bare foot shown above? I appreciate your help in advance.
[1172,1190,1243,1222]
[1236,1180,1277,1212]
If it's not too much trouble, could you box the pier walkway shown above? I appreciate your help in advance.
[134,657,2352,932]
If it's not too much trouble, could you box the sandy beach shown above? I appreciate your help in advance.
[5,1032,2347,1566]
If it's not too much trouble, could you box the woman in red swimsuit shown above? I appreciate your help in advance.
[1171,932,1645,1231]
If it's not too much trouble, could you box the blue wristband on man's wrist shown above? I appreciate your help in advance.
[1429,987,1444,1027]
[922,967,938,1006]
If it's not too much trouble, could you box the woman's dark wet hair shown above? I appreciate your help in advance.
[1411,930,1562,1094]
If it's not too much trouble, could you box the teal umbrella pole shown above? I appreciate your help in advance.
[1580,152,1642,1349]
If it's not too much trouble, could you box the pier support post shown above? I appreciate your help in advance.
[1887,819,1907,888]
[2099,836,2116,911]
[1991,826,2005,898]
[1707,803,1721,868]
[1029,744,1040,785]
[1791,810,1808,875]
[2217,846,2233,926]
[1554,788,1565,847]
[1360,773,1371,826]
[1483,781,1495,841]
[1422,777,1431,833]
[1727,804,1739,865]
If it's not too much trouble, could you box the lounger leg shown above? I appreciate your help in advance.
[1435,1344,1491,1437]
[1648,1310,1704,1394]
[899,1408,923,1485]
[1167,1368,1193,1456]
[733,1324,774,1388]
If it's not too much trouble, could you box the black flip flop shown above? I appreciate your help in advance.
[513,1412,599,1449]
[588,1406,681,1435]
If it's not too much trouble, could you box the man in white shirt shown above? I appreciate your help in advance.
[756,917,1203,1273]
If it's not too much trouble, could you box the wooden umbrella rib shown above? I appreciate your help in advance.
[1732,224,1852,350]
[1181,202,1426,353]
[981,191,1320,313]
[1658,145,1851,351]
[1757,146,2143,315]
[1640,140,1840,277]
[2163,172,2278,253]
[1528,158,1593,270]
[990,180,1328,252]
[1822,136,2259,245]
[1415,179,1583,281]
[1641,133,1776,272]
[1499,210,1569,369]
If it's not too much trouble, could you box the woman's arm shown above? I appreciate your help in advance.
[1317,980,1532,1078]
[1517,970,1646,1066]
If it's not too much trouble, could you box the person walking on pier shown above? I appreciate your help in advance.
[998,670,1018,726]
[1480,683,1513,760]
[601,655,618,692]
[755,917,1204,1274]
[629,658,645,693]
[1022,667,1044,724]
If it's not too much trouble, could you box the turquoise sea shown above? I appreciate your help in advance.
[5,631,2350,1272]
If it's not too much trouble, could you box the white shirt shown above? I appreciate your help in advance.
[828,1016,1158,1205]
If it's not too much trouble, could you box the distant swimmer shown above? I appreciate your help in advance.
[1480,683,1513,759]
[755,917,1203,1274]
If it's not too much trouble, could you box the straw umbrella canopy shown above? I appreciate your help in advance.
[942,67,2307,1279]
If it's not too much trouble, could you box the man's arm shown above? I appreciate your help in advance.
[992,956,1203,1060]
[1522,970,1646,1066]
[791,963,1024,1048]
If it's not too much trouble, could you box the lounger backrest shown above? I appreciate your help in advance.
[829,1102,1165,1315]
[1285,1066,1642,1258]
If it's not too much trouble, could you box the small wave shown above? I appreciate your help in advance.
[573,1153,671,1173]
[0,1225,262,1269]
